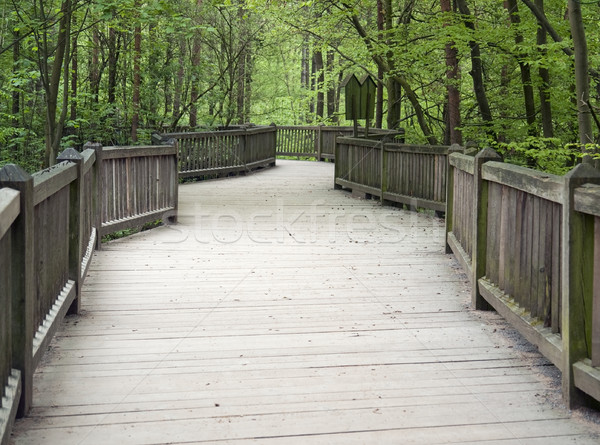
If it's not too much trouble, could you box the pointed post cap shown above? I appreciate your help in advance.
[0,164,33,183]
[57,147,83,162]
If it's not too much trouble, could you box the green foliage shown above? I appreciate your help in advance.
[493,137,584,175]
[0,0,598,173]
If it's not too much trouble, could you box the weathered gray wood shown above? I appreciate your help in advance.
[0,188,20,240]
[81,148,96,174]
[573,360,600,402]
[0,370,20,445]
[444,146,456,254]
[593,216,600,367]
[479,279,563,368]
[574,183,600,217]
[448,152,475,175]
[57,148,84,315]
[482,161,563,203]
[0,165,34,417]
[31,281,76,368]
[31,162,77,206]
[102,145,177,160]
[561,163,600,408]
[472,148,502,310]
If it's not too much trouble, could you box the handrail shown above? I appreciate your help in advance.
[334,137,450,212]
[157,125,276,179]
[445,149,600,408]
[0,140,178,440]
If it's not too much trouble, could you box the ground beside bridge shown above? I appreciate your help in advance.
[10,160,600,444]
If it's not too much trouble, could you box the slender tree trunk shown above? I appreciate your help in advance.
[301,38,310,89]
[42,0,72,166]
[90,27,100,103]
[173,38,185,123]
[189,0,203,128]
[535,0,553,137]
[107,27,118,105]
[375,0,384,128]
[131,0,141,143]
[326,50,337,123]
[505,0,536,135]
[164,38,174,119]
[441,0,462,144]
[384,0,401,130]
[314,49,324,120]
[456,0,495,139]
[70,14,78,124]
[376,67,384,129]
[567,0,594,150]
[12,29,20,127]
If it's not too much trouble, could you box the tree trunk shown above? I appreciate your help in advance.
[131,1,141,143]
[173,38,185,123]
[70,14,78,124]
[505,0,537,136]
[164,37,174,119]
[41,0,72,167]
[301,38,310,90]
[456,0,495,139]
[535,0,553,137]
[189,0,203,129]
[376,67,384,129]
[12,29,20,127]
[107,27,119,105]
[567,0,594,150]
[314,49,324,120]
[441,0,462,144]
[375,0,384,128]
[326,50,337,123]
[386,79,402,131]
[90,27,100,103]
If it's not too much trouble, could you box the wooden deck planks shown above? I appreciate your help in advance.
[10,160,600,444]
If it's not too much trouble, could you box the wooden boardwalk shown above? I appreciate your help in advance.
[10,160,600,444]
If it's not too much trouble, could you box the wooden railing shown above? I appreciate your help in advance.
[155,125,401,175]
[100,145,178,236]
[155,125,276,179]
[276,125,401,160]
[0,141,177,440]
[335,137,450,212]
[445,148,600,407]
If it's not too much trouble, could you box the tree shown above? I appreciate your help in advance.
[567,0,593,151]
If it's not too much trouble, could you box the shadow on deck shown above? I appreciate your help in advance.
[10,160,600,444]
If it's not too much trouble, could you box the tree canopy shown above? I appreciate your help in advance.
[0,0,598,171]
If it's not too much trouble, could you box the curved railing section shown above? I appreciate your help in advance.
[155,125,276,179]
[335,137,451,212]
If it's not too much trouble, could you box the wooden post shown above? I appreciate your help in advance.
[84,143,103,250]
[561,163,600,408]
[270,123,277,164]
[317,125,323,161]
[471,147,502,310]
[445,144,463,254]
[593,215,600,368]
[57,148,84,315]
[240,128,247,167]
[381,143,388,203]
[0,165,34,417]
[167,138,178,224]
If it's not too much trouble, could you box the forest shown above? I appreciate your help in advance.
[0,0,598,172]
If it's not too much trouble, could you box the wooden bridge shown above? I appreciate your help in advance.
[2,126,600,443]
